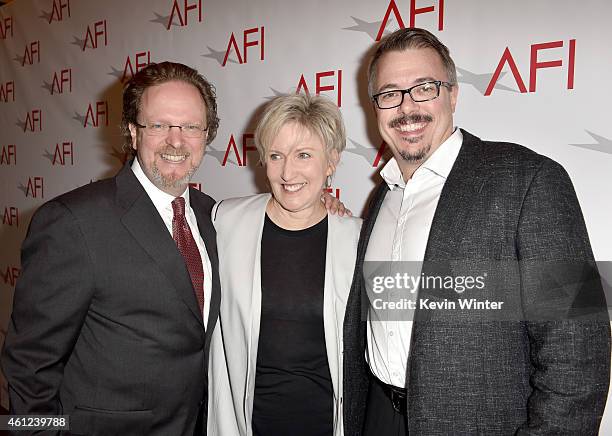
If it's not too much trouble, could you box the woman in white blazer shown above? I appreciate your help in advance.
[208,93,361,436]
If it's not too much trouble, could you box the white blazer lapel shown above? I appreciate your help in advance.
[210,193,270,435]
[324,213,361,435]
[243,194,269,426]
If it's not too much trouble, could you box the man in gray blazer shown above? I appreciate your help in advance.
[2,62,221,435]
[343,28,610,435]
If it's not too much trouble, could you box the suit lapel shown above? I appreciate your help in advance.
[423,130,488,261]
[347,182,389,339]
[115,164,204,326]
[190,190,220,336]
[413,131,488,323]
[357,182,390,264]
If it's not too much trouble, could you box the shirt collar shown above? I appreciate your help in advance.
[380,128,463,189]
[131,157,189,212]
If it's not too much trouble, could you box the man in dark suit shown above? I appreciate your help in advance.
[1,62,221,435]
[343,28,610,435]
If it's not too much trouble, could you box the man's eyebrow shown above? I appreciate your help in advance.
[376,83,402,93]
[414,76,437,83]
[376,77,438,93]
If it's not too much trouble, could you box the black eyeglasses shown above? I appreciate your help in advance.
[372,81,453,109]
[134,122,208,139]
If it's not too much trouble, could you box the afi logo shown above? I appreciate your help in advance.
[47,141,74,165]
[84,101,109,127]
[2,207,19,227]
[51,69,72,94]
[0,81,15,102]
[48,0,71,23]
[22,177,44,198]
[188,182,202,191]
[121,51,152,82]
[486,39,576,96]
[296,70,343,107]
[23,110,43,132]
[377,0,444,40]
[167,0,202,29]
[222,134,257,166]
[324,187,341,199]
[21,41,41,66]
[372,141,389,167]
[223,27,265,66]
[0,16,13,40]
[1,266,20,287]
[82,20,108,51]
[1,144,17,165]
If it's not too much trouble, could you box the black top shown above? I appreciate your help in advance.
[252,214,333,436]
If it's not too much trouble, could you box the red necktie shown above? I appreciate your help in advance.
[172,197,204,313]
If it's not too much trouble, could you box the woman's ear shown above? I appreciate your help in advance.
[327,149,340,176]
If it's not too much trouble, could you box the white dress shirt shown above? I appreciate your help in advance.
[131,158,212,325]
[365,128,463,387]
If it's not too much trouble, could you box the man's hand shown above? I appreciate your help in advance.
[321,191,352,217]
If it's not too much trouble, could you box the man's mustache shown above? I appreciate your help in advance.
[389,113,433,129]
[158,148,191,157]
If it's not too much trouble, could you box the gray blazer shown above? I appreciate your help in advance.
[343,129,610,435]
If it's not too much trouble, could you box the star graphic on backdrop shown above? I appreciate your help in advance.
[264,87,286,100]
[43,149,55,163]
[344,138,391,166]
[70,35,86,49]
[110,146,129,164]
[456,67,517,95]
[202,46,237,65]
[344,138,391,165]
[569,130,612,155]
[15,118,27,131]
[41,80,54,94]
[17,183,28,196]
[206,146,238,166]
[108,66,124,80]
[150,12,180,28]
[343,16,392,40]
[344,138,378,164]
[72,111,87,126]
[39,9,52,22]
[13,54,25,65]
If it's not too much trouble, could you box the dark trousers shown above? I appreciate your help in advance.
[363,376,408,436]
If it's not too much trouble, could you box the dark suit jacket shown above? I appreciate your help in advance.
[343,130,610,435]
[1,163,221,436]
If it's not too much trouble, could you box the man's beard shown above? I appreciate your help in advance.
[150,153,198,191]
[389,113,433,162]
[398,142,430,162]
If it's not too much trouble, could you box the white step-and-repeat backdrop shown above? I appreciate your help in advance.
[1,0,611,429]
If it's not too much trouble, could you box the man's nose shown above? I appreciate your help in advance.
[399,91,419,113]
[165,126,183,147]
